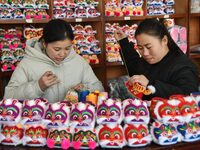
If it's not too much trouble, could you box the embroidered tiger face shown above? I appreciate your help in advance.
[123,98,150,124]
[70,102,95,128]
[96,124,125,148]
[47,127,72,148]
[179,96,200,122]
[154,99,182,124]
[24,125,48,146]
[124,124,152,147]
[44,102,70,127]
[0,124,24,145]
[151,121,178,145]
[0,99,22,123]
[73,128,98,149]
[96,99,122,124]
[22,99,48,124]
[177,120,200,142]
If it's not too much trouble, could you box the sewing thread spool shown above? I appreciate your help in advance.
[79,90,89,103]
[86,93,98,106]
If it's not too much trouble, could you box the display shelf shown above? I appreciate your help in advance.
[0,19,51,24]
[105,16,146,21]
[190,53,200,59]
[91,64,104,68]
[0,140,199,150]
[188,0,200,76]
[104,14,187,22]
[62,17,102,23]
[190,13,200,17]
[0,0,192,98]
[146,14,187,19]
[106,62,124,67]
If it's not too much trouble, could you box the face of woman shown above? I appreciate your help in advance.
[45,39,72,65]
[136,33,169,64]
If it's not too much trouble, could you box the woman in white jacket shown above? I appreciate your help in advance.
[4,19,104,103]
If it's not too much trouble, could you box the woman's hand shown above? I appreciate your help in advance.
[129,75,149,88]
[38,71,60,91]
[72,83,85,91]
[114,30,127,41]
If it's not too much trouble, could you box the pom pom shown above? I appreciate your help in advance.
[2,65,7,71]
[88,141,96,149]
[73,141,81,150]
[4,34,9,39]
[61,139,70,150]
[46,138,55,148]
[0,44,3,49]
[37,15,43,19]
[13,43,18,48]
[26,15,31,19]
[11,65,15,71]
[9,44,13,49]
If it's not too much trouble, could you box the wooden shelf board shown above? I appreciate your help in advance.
[0,19,51,24]
[63,17,101,23]
[190,13,200,17]
[91,63,104,68]
[105,16,145,21]
[190,53,200,59]
[104,14,186,22]
[106,62,124,66]
[0,17,102,24]
[146,13,186,19]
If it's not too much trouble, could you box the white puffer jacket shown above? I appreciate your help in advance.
[4,39,104,103]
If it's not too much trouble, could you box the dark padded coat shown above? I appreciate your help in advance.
[119,38,199,100]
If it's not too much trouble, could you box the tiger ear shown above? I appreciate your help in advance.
[12,99,19,105]
[75,128,78,132]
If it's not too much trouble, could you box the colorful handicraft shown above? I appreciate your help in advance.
[21,98,48,124]
[0,123,24,146]
[124,124,152,147]
[191,93,200,108]
[123,98,150,124]
[44,102,70,127]
[150,121,179,145]
[73,128,98,149]
[170,95,200,122]
[0,99,22,123]
[46,127,72,149]
[153,97,183,124]
[96,124,125,148]
[96,98,122,124]
[65,89,79,104]
[70,102,95,128]
[23,124,48,146]
[177,120,200,142]
[125,81,152,99]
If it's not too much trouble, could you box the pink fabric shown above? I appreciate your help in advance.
[88,141,97,149]
[179,43,187,54]
[61,139,70,150]
[2,65,7,71]
[170,27,179,43]
[73,141,81,150]
[180,27,187,42]
[46,138,55,148]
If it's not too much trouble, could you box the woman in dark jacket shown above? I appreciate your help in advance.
[114,18,199,100]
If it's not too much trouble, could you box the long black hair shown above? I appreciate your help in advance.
[41,19,74,43]
[135,18,181,52]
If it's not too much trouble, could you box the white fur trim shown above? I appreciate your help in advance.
[147,85,156,94]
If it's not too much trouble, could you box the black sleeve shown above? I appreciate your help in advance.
[150,65,199,98]
[119,38,144,76]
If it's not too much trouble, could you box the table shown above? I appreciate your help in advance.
[0,141,200,150]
